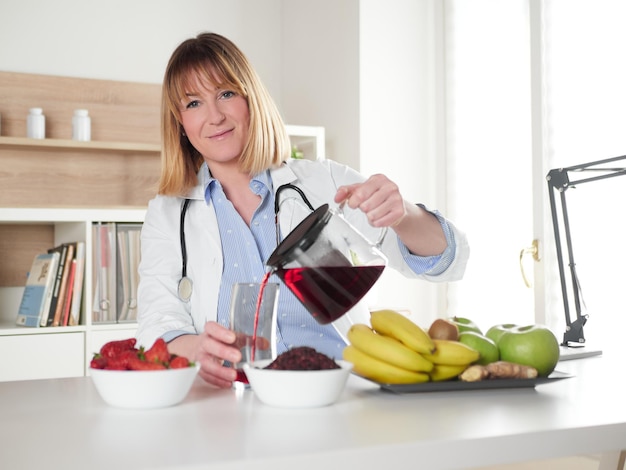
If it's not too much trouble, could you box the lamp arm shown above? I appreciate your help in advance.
[547,171,587,345]
[546,154,626,346]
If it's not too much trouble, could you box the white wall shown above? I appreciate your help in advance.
[0,0,283,102]
[280,0,360,170]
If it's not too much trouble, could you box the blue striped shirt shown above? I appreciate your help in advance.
[208,170,347,359]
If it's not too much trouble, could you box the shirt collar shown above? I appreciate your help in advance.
[203,163,273,203]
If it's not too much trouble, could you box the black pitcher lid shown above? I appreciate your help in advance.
[266,203,331,268]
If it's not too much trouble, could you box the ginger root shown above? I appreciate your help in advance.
[458,364,490,382]
[459,361,538,382]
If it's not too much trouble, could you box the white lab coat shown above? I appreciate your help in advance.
[136,158,469,348]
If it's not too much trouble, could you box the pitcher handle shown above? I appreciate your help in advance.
[336,200,388,249]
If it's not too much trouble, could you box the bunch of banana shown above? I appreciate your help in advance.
[344,310,481,384]
[423,339,481,382]
[344,309,436,384]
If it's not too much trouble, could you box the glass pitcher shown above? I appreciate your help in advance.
[266,203,387,324]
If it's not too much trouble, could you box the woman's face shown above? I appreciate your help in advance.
[178,74,250,170]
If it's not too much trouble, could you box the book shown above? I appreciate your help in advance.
[51,242,76,327]
[61,259,77,326]
[42,244,68,327]
[68,241,86,326]
[16,252,61,327]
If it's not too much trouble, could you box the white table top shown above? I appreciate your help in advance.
[1,350,624,470]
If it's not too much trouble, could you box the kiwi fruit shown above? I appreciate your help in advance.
[428,318,459,341]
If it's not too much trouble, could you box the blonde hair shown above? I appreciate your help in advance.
[158,32,290,196]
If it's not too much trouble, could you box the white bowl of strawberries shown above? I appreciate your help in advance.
[89,338,199,409]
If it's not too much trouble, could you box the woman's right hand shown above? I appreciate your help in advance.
[190,321,243,388]
[168,321,241,388]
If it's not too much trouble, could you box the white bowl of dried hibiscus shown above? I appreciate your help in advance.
[243,346,352,408]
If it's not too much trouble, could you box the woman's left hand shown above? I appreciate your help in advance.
[334,173,407,228]
[335,173,447,256]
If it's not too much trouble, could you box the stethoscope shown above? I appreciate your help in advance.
[177,183,315,302]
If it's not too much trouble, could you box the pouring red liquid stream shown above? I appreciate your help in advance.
[235,272,271,384]
[250,271,272,362]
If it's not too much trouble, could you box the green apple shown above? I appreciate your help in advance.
[448,316,483,335]
[498,325,560,377]
[485,324,517,345]
[458,331,499,365]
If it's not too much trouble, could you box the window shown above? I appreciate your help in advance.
[445,0,626,345]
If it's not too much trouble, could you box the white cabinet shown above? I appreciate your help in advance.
[0,332,84,381]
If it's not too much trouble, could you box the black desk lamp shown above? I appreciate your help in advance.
[547,155,626,358]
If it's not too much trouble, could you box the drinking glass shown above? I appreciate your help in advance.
[229,282,279,389]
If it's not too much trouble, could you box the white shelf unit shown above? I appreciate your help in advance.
[0,208,144,381]
[286,125,326,160]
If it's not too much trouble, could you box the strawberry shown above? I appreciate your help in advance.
[104,349,138,370]
[144,338,170,364]
[100,338,137,359]
[90,355,108,369]
[169,355,190,369]
[128,356,166,371]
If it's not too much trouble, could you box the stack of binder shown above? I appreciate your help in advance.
[92,222,142,323]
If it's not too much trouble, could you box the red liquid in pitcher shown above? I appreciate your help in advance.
[276,265,384,324]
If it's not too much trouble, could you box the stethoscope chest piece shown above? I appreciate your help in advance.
[178,276,193,303]
[178,198,193,302]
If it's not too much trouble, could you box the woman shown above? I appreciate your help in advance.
[136,32,469,388]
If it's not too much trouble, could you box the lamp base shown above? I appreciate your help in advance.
[558,343,602,361]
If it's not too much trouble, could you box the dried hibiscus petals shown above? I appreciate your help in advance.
[264,346,340,371]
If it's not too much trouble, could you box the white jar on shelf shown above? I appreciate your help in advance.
[72,109,91,141]
[27,107,45,139]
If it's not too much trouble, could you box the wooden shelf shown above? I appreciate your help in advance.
[0,207,147,224]
[0,136,160,153]
[0,72,159,381]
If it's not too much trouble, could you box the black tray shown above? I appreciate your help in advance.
[358,370,573,393]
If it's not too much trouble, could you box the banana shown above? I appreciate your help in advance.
[343,345,430,384]
[370,309,435,355]
[429,363,469,382]
[422,339,480,366]
[347,324,433,373]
